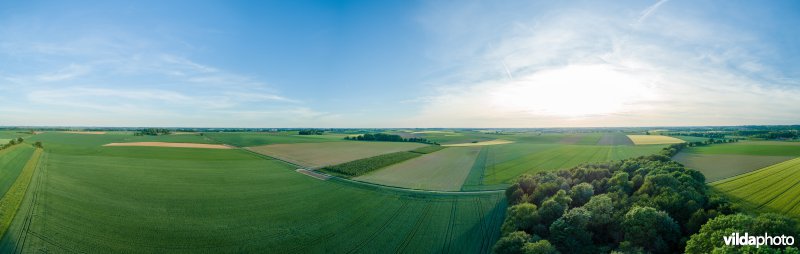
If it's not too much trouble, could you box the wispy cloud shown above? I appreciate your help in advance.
[635,0,669,25]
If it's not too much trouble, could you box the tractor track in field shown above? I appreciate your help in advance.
[346,201,410,254]
[441,200,458,254]
[12,152,79,254]
[714,159,800,193]
[393,202,433,254]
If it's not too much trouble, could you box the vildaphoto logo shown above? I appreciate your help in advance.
[724,232,795,248]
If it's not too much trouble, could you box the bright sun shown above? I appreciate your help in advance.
[490,64,655,117]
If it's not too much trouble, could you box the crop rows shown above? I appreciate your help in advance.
[322,151,422,177]
[713,157,800,217]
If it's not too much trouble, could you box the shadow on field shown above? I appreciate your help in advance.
[437,199,507,254]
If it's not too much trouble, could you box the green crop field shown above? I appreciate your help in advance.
[672,135,710,142]
[672,141,800,182]
[322,151,422,177]
[205,132,350,147]
[0,145,35,197]
[0,132,506,253]
[687,141,800,156]
[354,147,481,191]
[481,144,665,184]
[673,153,795,182]
[712,157,800,218]
[596,132,634,145]
[247,141,426,168]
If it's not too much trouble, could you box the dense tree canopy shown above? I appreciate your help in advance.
[494,152,741,253]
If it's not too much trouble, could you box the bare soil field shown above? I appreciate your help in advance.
[103,142,232,149]
[442,139,514,147]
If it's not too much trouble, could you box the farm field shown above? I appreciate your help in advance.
[442,139,513,147]
[712,157,800,218]
[0,132,507,253]
[672,141,800,182]
[672,135,710,142]
[480,143,666,184]
[627,135,685,145]
[247,141,427,168]
[205,132,350,147]
[0,145,35,197]
[686,141,800,156]
[673,153,795,182]
[355,147,481,191]
[596,132,634,145]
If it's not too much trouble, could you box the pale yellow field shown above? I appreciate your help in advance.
[626,135,685,145]
[442,139,514,147]
[247,141,427,168]
[63,131,106,135]
[103,142,231,149]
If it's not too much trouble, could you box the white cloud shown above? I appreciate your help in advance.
[408,1,800,127]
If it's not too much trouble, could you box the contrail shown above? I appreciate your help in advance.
[502,60,513,80]
[636,0,668,25]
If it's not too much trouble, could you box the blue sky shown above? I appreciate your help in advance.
[1,0,798,127]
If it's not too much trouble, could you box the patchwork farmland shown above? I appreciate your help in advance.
[0,132,506,253]
[0,128,776,252]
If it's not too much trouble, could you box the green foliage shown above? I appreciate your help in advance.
[686,213,799,253]
[297,129,324,135]
[621,206,680,254]
[496,155,726,253]
[494,231,530,254]
[321,151,421,177]
[134,128,171,136]
[522,240,559,254]
[549,207,593,253]
[346,133,436,144]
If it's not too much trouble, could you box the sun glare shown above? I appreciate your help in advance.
[490,64,654,117]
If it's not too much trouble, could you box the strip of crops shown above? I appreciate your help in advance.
[321,151,422,177]
[0,148,42,239]
[409,145,446,154]
[712,157,800,217]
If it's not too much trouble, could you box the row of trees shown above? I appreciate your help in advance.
[494,150,798,253]
[298,129,324,135]
[1,137,24,150]
[344,133,438,144]
[134,128,171,136]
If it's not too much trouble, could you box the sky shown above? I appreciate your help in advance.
[0,0,799,128]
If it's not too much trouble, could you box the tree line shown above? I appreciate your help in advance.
[493,147,798,253]
[344,133,438,144]
[134,128,171,136]
[1,137,24,150]
[298,129,324,135]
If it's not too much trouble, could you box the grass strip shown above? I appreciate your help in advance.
[0,148,42,239]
